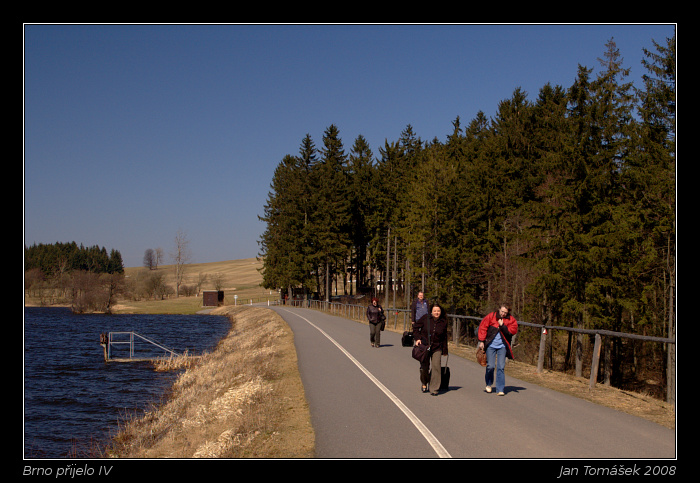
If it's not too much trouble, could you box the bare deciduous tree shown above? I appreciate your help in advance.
[143,249,156,270]
[196,272,209,295]
[171,229,192,297]
[154,247,164,269]
[211,273,225,291]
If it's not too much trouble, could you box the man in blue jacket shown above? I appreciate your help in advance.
[410,291,429,323]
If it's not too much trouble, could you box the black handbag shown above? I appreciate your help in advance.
[411,320,430,362]
[411,342,429,362]
[401,331,414,347]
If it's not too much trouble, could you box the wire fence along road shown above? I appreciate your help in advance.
[270,306,676,460]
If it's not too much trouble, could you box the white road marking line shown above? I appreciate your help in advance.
[281,308,452,458]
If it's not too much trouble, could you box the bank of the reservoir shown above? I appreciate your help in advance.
[104,305,315,458]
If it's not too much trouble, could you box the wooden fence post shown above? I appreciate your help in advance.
[537,327,547,373]
[589,333,602,390]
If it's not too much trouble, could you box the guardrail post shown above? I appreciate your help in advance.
[537,326,547,374]
[589,333,602,390]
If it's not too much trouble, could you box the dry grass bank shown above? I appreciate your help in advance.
[105,306,314,458]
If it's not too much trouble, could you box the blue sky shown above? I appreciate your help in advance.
[23,24,676,268]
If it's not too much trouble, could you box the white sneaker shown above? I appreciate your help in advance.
[485,386,492,393]
[497,392,505,396]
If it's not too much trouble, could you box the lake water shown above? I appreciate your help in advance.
[23,306,231,458]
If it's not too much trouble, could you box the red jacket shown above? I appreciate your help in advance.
[478,311,518,359]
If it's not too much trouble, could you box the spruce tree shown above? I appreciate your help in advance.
[259,154,312,297]
[626,34,675,335]
[522,82,571,327]
[311,124,351,299]
[586,37,637,334]
[347,134,375,291]
[627,34,676,402]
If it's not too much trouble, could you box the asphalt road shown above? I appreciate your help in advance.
[269,306,676,460]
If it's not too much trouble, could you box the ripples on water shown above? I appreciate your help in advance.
[24,306,231,458]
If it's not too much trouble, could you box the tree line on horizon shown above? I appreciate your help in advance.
[259,36,675,348]
[24,241,125,276]
[24,231,198,310]
[25,241,125,312]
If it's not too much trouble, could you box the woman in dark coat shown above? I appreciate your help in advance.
[412,304,449,395]
[366,297,384,348]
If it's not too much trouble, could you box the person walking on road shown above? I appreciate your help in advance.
[413,304,449,395]
[366,297,385,348]
[410,291,429,323]
[477,304,518,396]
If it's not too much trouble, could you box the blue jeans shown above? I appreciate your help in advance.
[485,344,506,393]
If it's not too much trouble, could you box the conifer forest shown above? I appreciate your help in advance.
[260,36,675,395]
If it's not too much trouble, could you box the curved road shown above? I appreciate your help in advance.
[269,306,676,460]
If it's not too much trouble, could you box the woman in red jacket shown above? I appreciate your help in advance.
[477,305,518,396]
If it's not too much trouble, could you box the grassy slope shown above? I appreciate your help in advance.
[105,306,314,458]
[118,258,274,313]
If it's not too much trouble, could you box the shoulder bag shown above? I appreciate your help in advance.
[411,342,429,362]
[411,318,431,362]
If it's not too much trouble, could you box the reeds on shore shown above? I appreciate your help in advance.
[152,350,195,372]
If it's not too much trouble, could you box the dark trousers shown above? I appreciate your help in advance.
[369,322,381,346]
[419,350,442,394]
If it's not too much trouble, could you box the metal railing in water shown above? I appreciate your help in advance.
[100,331,181,361]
